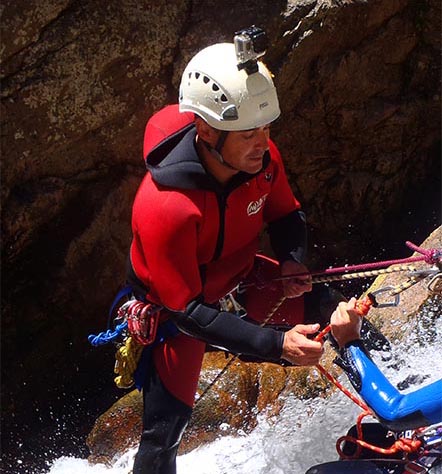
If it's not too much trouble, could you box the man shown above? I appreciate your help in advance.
[129,39,324,474]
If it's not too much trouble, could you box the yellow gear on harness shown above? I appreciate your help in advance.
[114,336,145,389]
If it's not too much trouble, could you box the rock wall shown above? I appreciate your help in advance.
[1,0,440,467]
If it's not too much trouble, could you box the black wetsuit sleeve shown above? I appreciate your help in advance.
[267,210,307,264]
[170,299,284,361]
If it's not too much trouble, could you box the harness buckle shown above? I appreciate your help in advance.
[219,289,247,317]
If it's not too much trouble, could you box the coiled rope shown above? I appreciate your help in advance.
[114,336,145,389]
[336,412,423,459]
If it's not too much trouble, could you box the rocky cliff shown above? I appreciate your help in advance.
[1,0,440,470]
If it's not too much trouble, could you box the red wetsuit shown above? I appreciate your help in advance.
[130,113,306,407]
[130,105,309,474]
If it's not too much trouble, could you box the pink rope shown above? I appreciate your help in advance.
[269,241,442,283]
[405,241,442,265]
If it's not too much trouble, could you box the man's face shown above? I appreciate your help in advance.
[220,125,270,174]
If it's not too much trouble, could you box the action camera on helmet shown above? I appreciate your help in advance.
[234,26,268,74]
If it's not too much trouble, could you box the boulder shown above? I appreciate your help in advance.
[86,352,329,464]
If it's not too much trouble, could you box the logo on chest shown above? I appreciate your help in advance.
[247,193,268,216]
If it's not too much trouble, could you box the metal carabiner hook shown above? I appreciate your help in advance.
[428,272,442,295]
[368,287,401,308]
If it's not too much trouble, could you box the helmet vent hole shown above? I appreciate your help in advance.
[203,76,210,84]
[220,94,228,103]
[212,83,220,92]
[195,72,200,79]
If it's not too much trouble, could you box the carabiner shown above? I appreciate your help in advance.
[428,273,442,295]
[368,287,401,308]
[406,267,440,279]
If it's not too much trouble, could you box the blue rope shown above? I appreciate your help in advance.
[88,320,128,346]
[88,284,134,347]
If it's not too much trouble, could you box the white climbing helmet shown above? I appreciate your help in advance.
[179,43,280,131]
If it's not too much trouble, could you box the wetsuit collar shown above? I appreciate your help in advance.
[147,128,270,192]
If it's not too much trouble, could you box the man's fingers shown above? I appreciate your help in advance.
[294,323,320,335]
[282,277,312,298]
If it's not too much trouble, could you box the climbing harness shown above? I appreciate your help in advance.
[88,292,166,389]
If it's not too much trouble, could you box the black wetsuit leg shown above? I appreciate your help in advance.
[133,358,192,474]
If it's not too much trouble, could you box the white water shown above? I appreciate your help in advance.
[41,299,442,474]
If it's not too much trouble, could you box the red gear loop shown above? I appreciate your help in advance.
[118,300,161,346]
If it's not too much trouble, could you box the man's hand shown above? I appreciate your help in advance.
[330,298,362,348]
[281,323,323,365]
[280,260,312,298]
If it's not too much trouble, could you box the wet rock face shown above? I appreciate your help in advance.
[86,352,329,463]
[270,0,441,261]
[1,0,440,451]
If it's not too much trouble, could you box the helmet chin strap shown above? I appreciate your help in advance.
[201,131,240,171]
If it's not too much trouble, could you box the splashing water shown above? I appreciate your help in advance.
[43,298,442,474]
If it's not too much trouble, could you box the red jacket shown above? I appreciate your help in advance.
[130,128,301,312]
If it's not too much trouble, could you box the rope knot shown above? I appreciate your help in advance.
[406,241,442,266]
[394,437,422,453]
[427,248,442,267]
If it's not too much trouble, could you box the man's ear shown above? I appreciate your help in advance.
[194,117,220,146]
